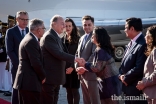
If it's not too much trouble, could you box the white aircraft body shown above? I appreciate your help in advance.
[0,0,156,61]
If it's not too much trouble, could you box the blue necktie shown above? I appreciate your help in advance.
[21,30,25,38]
[82,35,88,49]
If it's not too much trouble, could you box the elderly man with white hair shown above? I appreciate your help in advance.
[13,18,46,104]
[40,15,83,104]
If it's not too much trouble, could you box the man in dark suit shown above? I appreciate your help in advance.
[5,11,29,104]
[119,17,147,104]
[75,15,100,104]
[40,15,82,104]
[13,18,46,104]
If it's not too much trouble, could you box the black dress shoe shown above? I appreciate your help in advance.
[0,90,4,93]
[3,91,12,96]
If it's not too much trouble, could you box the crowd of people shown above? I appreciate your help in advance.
[0,10,156,104]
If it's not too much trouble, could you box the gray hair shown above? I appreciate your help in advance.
[16,11,28,18]
[50,15,63,27]
[29,18,43,31]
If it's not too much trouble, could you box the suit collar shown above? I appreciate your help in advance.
[86,32,92,42]
[80,32,92,52]
[50,29,60,39]
[131,32,142,42]
[30,32,38,41]
[15,25,29,32]
[14,25,23,39]
[49,29,68,52]
[14,25,29,39]
[121,34,144,63]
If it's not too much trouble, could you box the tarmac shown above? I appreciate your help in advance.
[0,86,83,104]
[0,62,122,104]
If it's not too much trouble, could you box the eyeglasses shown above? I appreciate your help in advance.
[19,18,29,21]
[38,27,46,30]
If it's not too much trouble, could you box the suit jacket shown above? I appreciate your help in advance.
[142,48,156,99]
[75,33,96,80]
[40,29,75,85]
[13,32,45,92]
[119,34,147,95]
[5,25,29,74]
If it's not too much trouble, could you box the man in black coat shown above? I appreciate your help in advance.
[13,18,46,104]
[40,15,82,104]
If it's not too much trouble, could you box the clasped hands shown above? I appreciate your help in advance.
[75,57,88,75]
[136,80,145,90]
[119,75,128,86]
[120,75,145,90]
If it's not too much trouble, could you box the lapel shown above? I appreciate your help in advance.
[29,32,38,44]
[14,25,23,40]
[121,34,143,64]
[80,32,92,52]
[25,27,29,34]
[50,29,68,52]
[14,26,29,40]
[29,32,43,60]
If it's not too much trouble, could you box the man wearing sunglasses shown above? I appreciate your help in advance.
[5,11,29,104]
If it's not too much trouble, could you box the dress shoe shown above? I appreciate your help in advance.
[3,91,12,96]
[0,90,4,93]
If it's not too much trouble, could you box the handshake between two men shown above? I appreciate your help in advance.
[75,58,88,75]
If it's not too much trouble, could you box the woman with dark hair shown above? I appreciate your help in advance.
[136,25,156,104]
[77,26,121,104]
[62,18,80,104]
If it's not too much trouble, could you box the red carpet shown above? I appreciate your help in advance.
[0,98,11,104]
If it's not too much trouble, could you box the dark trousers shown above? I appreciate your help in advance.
[125,100,147,104]
[12,72,19,104]
[123,85,148,104]
[41,83,60,104]
[19,90,40,104]
[66,88,80,104]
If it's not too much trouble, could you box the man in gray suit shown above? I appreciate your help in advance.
[75,15,100,104]
[40,15,82,104]
[5,11,29,104]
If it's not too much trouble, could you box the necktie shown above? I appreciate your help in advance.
[123,40,132,59]
[21,30,25,38]
[82,35,88,48]
[128,41,132,49]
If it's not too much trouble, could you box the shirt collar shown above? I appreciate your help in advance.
[131,32,142,43]
[85,33,90,36]
[18,26,25,31]
[31,32,38,41]
[53,29,60,37]
[85,33,90,39]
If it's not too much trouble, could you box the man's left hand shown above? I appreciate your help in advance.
[136,81,145,90]
[120,75,128,86]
